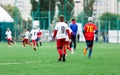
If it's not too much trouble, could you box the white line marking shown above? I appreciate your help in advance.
[0,61,50,65]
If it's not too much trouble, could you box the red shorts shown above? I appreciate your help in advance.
[23,39,29,43]
[7,38,12,41]
[56,38,66,48]
[65,41,70,45]
[32,40,36,47]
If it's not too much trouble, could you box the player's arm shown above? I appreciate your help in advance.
[83,24,86,34]
[53,24,58,39]
[94,24,98,34]
[94,30,98,34]
[53,30,57,38]
[66,29,71,39]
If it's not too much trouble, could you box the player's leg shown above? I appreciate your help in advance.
[88,41,93,58]
[22,39,25,47]
[25,39,32,46]
[39,38,42,46]
[88,47,92,58]
[84,40,90,55]
[73,35,76,50]
[63,45,67,56]
[66,41,74,54]
[39,41,42,46]
[36,38,39,47]
[7,39,11,47]
[32,40,37,51]
[57,39,63,61]
[61,39,66,62]
[10,39,16,45]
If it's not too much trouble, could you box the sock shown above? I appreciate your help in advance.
[58,49,63,59]
[22,41,25,47]
[40,42,42,46]
[64,46,67,55]
[26,41,31,46]
[67,46,72,51]
[8,41,11,46]
[88,47,92,57]
[36,43,39,47]
[10,40,14,44]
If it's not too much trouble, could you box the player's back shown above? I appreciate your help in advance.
[55,22,68,39]
[24,31,30,39]
[84,22,97,40]
[30,29,38,40]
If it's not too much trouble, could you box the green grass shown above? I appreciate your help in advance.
[0,42,120,75]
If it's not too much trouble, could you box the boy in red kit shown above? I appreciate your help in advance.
[53,15,70,62]
[22,29,32,47]
[64,21,74,56]
[83,17,98,58]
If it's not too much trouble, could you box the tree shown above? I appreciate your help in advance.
[31,0,74,17]
[83,0,95,17]
[30,0,74,29]
[99,12,120,30]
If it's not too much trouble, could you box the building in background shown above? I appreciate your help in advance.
[93,0,120,19]
[74,0,83,17]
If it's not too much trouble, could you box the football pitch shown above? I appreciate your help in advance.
[0,42,119,75]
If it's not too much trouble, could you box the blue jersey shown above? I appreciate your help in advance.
[69,23,78,36]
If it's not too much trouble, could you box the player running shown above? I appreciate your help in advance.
[83,17,98,58]
[5,28,16,47]
[53,15,70,62]
[64,21,74,56]
[30,27,38,51]
[36,28,42,47]
[22,29,32,47]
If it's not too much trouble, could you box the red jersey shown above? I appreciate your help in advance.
[37,32,42,38]
[83,22,98,40]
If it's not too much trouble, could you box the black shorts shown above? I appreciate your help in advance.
[86,40,94,47]
[36,38,41,42]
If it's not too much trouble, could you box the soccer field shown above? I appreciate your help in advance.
[0,42,119,75]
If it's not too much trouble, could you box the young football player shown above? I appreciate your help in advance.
[53,15,70,62]
[5,28,16,47]
[83,17,98,58]
[64,21,74,56]
[36,28,42,47]
[30,27,38,51]
[22,29,32,47]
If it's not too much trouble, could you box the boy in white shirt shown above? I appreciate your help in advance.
[30,27,38,51]
[53,15,70,62]
[22,29,32,47]
[5,28,16,47]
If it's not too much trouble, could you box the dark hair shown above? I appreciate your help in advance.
[72,18,75,21]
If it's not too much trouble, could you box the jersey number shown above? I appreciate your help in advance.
[61,26,65,34]
[34,32,36,36]
[87,26,94,32]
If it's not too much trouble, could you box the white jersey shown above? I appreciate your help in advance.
[30,29,38,40]
[66,27,72,41]
[55,22,69,39]
[5,31,12,38]
[24,31,30,39]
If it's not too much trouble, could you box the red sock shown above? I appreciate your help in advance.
[22,41,25,47]
[64,47,67,55]
[8,42,11,46]
[58,49,63,59]
[67,46,72,51]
